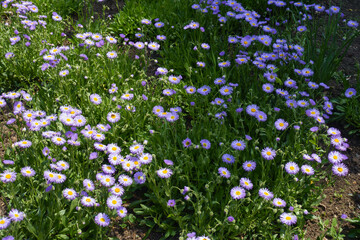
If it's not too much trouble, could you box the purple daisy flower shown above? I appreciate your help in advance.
[95,213,110,227]
[285,162,299,175]
[167,199,176,207]
[0,170,16,183]
[332,163,348,176]
[301,165,315,175]
[275,119,288,130]
[243,161,256,171]
[345,88,356,98]
[222,154,235,164]
[117,206,128,218]
[240,177,253,190]
[273,198,286,207]
[107,112,120,123]
[218,167,231,178]
[182,138,192,148]
[156,168,173,178]
[261,147,276,160]
[62,188,77,200]
[200,139,211,149]
[280,212,297,225]
[259,188,274,200]
[230,186,246,200]
[231,140,246,151]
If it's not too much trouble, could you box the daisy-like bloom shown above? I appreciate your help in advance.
[100,175,115,187]
[240,177,253,190]
[222,154,235,164]
[163,89,175,96]
[166,112,179,122]
[219,61,231,68]
[84,39,94,46]
[62,188,77,200]
[54,173,66,184]
[0,170,16,183]
[106,36,117,43]
[21,166,36,177]
[157,35,166,41]
[243,161,256,171]
[0,98,6,107]
[285,162,299,175]
[156,168,173,179]
[262,83,274,93]
[186,86,196,94]
[0,217,11,230]
[200,139,211,149]
[306,109,320,118]
[57,161,70,171]
[107,112,120,123]
[102,164,116,175]
[109,154,124,165]
[155,67,168,75]
[117,206,128,218]
[301,165,315,175]
[43,54,55,61]
[5,52,14,59]
[51,136,66,146]
[118,174,133,186]
[134,41,145,49]
[328,151,343,164]
[255,111,267,122]
[92,132,105,142]
[167,199,176,207]
[297,100,309,108]
[273,198,286,207]
[246,104,259,116]
[259,188,274,200]
[197,85,211,95]
[148,42,160,51]
[59,70,69,77]
[83,179,95,191]
[94,142,107,151]
[106,51,117,59]
[197,62,206,67]
[182,138,192,148]
[329,6,340,14]
[332,163,348,176]
[214,77,226,85]
[16,140,32,148]
[110,184,124,196]
[52,14,62,21]
[261,147,276,160]
[107,143,121,154]
[139,153,152,164]
[168,75,181,84]
[89,94,102,105]
[327,127,341,136]
[95,213,110,227]
[8,209,25,222]
[345,88,356,98]
[219,86,233,96]
[331,136,344,147]
[122,160,135,172]
[134,172,146,184]
[121,93,134,100]
[73,115,87,127]
[347,20,359,28]
[230,186,246,200]
[81,196,96,207]
[152,105,164,115]
[218,167,231,178]
[154,22,164,28]
[275,119,288,131]
[231,140,246,151]
[297,26,307,32]
[280,212,297,225]
[107,195,122,209]
[44,170,57,183]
